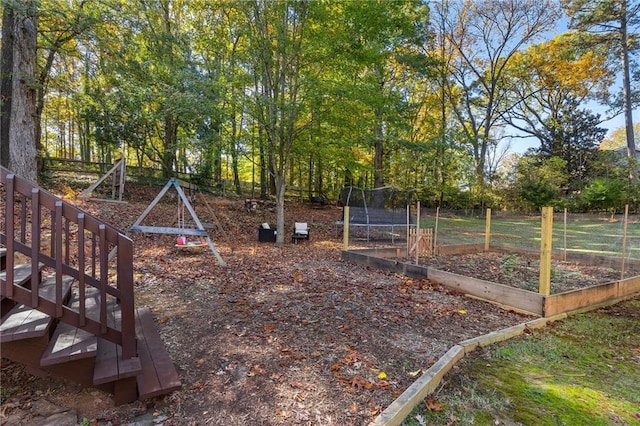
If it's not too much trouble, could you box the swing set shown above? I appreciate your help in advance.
[128,178,227,266]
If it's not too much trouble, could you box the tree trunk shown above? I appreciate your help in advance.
[372,108,385,208]
[162,115,178,178]
[620,2,637,183]
[275,175,286,245]
[0,5,15,168]
[8,1,38,182]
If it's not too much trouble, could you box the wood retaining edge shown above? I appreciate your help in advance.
[370,345,465,426]
[369,313,568,426]
[343,248,640,317]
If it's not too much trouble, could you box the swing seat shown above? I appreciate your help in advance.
[175,236,208,248]
[175,242,208,248]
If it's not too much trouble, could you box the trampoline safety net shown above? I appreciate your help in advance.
[337,186,415,242]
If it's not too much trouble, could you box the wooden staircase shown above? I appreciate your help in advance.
[0,167,181,405]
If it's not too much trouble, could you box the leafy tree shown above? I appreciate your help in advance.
[514,155,568,210]
[536,97,607,191]
[600,123,640,150]
[503,33,614,143]
[580,177,626,212]
[35,0,98,167]
[326,0,430,206]
[438,0,561,187]
[563,0,640,181]
[244,0,310,243]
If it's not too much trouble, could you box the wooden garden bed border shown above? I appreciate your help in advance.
[353,244,640,425]
[343,244,640,317]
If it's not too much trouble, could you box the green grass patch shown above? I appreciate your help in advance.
[403,298,640,426]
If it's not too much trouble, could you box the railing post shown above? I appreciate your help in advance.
[5,174,15,297]
[77,213,87,326]
[32,189,42,307]
[99,225,108,333]
[117,235,137,359]
[54,201,63,316]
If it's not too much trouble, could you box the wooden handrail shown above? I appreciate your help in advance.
[0,166,136,359]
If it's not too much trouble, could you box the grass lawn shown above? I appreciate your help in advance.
[402,297,640,426]
[420,213,640,260]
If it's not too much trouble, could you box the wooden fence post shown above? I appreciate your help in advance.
[621,204,629,280]
[343,206,350,251]
[563,208,567,261]
[434,206,439,254]
[406,205,410,257]
[484,208,491,251]
[415,201,421,264]
[539,206,553,296]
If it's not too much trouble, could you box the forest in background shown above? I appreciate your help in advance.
[1,0,639,215]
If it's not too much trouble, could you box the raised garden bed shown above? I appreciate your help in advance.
[343,244,640,317]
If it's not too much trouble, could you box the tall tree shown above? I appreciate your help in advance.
[0,3,15,168]
[338,0,429,204]
[563,0,640,181]
[34,0,96,170]
[246,0,309,243]
[537,97,607,191]
[439,0,561,186]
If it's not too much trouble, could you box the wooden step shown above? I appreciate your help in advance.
[93,338,141,385]
[0,275,74,343]
[0,304,52,343]
[40,321,97,366]
[93,297,141,386]
[0,248,6,271]
[135,307,181,399]
[39,284,100,366]
[0,263,41,288]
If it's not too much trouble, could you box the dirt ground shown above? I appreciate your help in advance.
[0,182,629,425]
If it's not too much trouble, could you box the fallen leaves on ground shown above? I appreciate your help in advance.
[1,180,532,425]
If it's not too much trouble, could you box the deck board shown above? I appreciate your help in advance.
[0,304,51,342]
[93,338,141,385]
[40,321,97,366]
[135,307,181,399]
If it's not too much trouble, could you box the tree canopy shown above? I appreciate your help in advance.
[1,0,638,214]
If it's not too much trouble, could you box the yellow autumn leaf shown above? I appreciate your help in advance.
[408,369,422,377]
[458,310,467,315]
[377,372,387,379]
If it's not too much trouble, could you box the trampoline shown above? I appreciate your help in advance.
[335,186,415,242]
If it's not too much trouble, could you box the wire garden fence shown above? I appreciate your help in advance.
[342,205,640,274]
